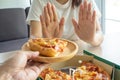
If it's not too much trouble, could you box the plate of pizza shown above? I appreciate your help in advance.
[21,38,78,63]
[37,61,111,80]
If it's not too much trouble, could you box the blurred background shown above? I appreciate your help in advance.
[0,0,120,34]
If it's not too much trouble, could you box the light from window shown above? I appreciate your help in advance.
[105,0,120,34]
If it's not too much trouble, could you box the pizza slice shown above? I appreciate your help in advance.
[39,68,72,80]
[72,62,111,80]
[28,38,68,57]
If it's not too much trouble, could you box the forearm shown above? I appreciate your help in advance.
[30,20,42,38]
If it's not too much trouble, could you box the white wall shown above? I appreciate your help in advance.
[0,0,30,9]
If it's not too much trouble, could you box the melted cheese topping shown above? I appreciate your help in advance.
[40,68,72,80]
[69,65,109,80]
[31,38,67,52]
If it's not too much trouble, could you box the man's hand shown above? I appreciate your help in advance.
[0,51,49,80]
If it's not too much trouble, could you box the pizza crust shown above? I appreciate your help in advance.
[28,38,67,57]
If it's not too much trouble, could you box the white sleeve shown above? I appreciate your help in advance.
[26,0,44,25]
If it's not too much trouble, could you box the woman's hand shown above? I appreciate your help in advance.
[40,3,65,38]
[0,51,49,80]
[72,0,97,43]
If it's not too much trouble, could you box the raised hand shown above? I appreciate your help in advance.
[40,3,65,39]
[72,0,97,43]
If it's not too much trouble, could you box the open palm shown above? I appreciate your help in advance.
[72,0,96,43]
[40,3,65,39]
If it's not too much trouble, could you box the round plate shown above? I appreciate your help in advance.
[21,39,78,63]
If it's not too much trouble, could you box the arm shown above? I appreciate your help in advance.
[26,0,43,38]
[30,20,42,38]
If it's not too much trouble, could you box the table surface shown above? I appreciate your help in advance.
[84,32,120,66]
[0,33,120,66]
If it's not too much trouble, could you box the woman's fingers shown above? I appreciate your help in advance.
[40,15,46,27]
[40,15,49,38]
[79,0,95,22]
[40,15,47,33]
[52,4,58,21]
[87,3,92,20]
[44,6,50,26]
[55,17,64,38]
[59,17,65,32]
[83,0,88,20]
[79,3,83,22]
[72,18,79,33]
[92,10,96,24]
[59,17,65,29]
[47,3,53,22]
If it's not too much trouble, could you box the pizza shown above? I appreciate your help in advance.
[71,62,111,80]
[38,62,110,80]
[39,68,72,80]
[28,38,68,57]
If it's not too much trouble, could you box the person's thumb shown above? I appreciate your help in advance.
[25,51,39,60]
[59,17,65,30]
[56,17,65,37]
[72,18,79,33]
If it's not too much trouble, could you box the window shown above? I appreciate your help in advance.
[95,0,105,33]
[0,0,30,9]
[105,0,120,34]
